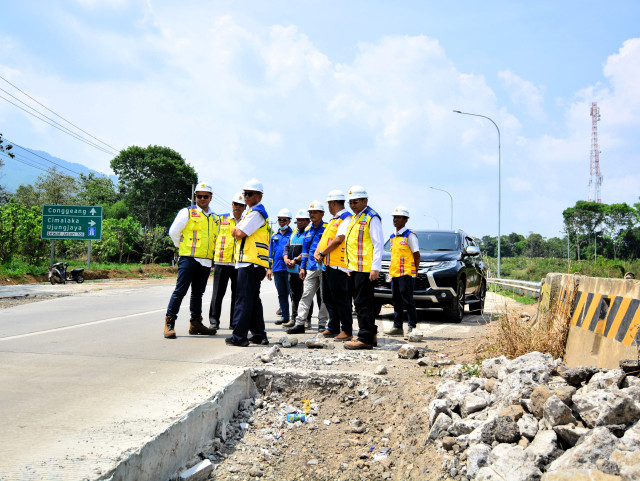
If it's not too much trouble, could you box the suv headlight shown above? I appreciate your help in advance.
[420,260,457,274]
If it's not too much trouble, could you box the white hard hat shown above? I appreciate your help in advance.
[347,185,368,200]
[243,178,264,193]
[295,209,310,220]
[195,181,213,194]
[277,208,292,218]
[392,205,410,217]
[308,200,325,212]
[326,189,346,202]
[232,192,245,205]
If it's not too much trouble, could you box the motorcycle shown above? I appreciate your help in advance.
[49,262,85,284]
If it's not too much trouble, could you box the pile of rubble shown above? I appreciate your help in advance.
[428,351,640,480]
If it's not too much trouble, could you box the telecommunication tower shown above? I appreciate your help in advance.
[588,102,603,203]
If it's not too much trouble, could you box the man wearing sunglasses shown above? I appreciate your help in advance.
[267,208,293,325]
[208,192,246,330]
[164,182,219,339]
[225,179,270,347]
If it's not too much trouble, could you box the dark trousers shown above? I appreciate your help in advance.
[231,265,267,342]
[209,264,238,327]
[273,270,290,320]
[351,271,377,344]
[288,272,314,321]
[392,275,418,328]
[166,256,211,319]
[323,267,352,335]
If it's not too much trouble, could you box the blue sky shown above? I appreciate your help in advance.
[1,1,639,240]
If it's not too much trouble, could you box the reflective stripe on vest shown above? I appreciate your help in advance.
[316,211,350,268]
[215,214,238,263]
[345,206,380,273]
[390,230,417,278]
[178,207,218,259]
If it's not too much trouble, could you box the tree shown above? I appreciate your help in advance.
[95,217,141,263]
[603,203,635,260]
[77,173,121,206]
[34,167,78,205]
[110,145,197,228]
[0,199,47,263]
[526,233,545,257]
[0,134,15,203]
[14,184,40,208]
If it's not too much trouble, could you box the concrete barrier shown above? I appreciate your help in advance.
[541,273,640,369]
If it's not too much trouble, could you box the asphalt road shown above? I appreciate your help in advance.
[0,279,502,481]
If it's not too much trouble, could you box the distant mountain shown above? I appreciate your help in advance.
[0,149,116,193]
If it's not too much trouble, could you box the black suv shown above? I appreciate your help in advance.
[373,229,487,322]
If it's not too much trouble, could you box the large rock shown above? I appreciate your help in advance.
[518,413,539,439]
[449,419,482,437]
[476,443,543,481]
[610,448,640,480]
[547,427,620,472]
[525,430,562,469]
[543,395,577,427]
[461,390,490,416]
[572,389,640,428]
[466,443,491,478]
[586,370,626,390]
[541,469,622,480]
[620,420,640,448]
[492,353,555,408]
[480,416,520,444]
[553,424,590,447]
[435,379,478,410]
[397,344,420,359]
[428,398,451,427]
[556,364,599,387]
[427,412,452,441]
[482,356,508,378]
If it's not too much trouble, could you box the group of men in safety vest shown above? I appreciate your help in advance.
[163,180,421,350]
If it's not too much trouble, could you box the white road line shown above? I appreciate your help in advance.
[0,309,166,341]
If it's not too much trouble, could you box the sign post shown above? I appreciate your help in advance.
[41,205,103,271]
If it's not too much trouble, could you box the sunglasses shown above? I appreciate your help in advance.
[196,194,211,199]
[277,218,289,222]
[232,202,244,207]
[243,191,259,197]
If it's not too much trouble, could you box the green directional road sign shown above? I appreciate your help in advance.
[41,205,103,240]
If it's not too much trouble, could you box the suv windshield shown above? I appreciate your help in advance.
[384,232,460,252]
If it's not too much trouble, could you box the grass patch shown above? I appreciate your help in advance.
[490,285,538,305]
[484,278,577,359]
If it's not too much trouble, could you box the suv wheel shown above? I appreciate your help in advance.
[469,280,486,314]
[444,279,465,323]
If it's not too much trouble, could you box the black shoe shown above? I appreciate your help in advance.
[249,335,269,345]
[276,308,281,315]
[225,336,250,347]
[286,324,305,335]
[275,319,286,325]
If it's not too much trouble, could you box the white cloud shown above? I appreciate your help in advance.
[498,69,546,121]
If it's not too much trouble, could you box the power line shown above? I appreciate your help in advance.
[0,74,120,154]
[0,93,117,156]
[2,137,82,175]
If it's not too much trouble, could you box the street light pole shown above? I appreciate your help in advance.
[453,109,502,278]
[430,186,453,229]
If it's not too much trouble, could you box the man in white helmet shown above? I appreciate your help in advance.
[164,181,219,339]
[285,200,329,334]
[283,209,317,325]
[208,192,246,330]
[314,189,353,340]
[267,208,294,325]
[343,185,384,350]
[225,179,270,347]
[383,206,420,339]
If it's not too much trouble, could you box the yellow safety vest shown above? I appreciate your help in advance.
[389,230,417,278]
[345,206,380,273]
[215,214,239,264]
[178,207,219,260]
[316,211,350,268]
[235,204,270,268]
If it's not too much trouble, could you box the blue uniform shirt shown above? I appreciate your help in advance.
[300,222,327,271]
[269,226,293,272]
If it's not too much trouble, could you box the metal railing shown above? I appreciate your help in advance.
[487,278,542,298]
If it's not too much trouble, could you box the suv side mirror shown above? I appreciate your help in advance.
[464,245,480,257]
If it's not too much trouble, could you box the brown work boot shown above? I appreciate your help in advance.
[344,339,373,350]
[334,331,352,341]
[164,315,177,339]
[351,334,377,346]
[189,316,217,335]
[384,327,404,337]
[321,330,337,338]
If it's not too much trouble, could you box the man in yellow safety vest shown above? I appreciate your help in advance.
[164,181,219,339]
